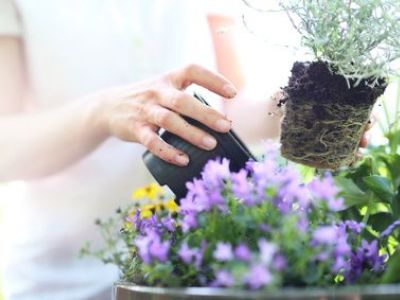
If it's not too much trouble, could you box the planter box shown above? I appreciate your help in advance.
[113,282,400,300]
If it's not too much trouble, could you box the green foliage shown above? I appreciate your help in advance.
[79,208,145,283]
[381,251,400,283]
[279,0,400,85]
[335,80,400,282]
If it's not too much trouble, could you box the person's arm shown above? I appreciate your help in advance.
[0,37,237,181]
[207,14,282,144]
[207,13,370,148]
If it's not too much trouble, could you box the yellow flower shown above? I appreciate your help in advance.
[142,202,164,211]
[139,203,161,218]
[163,199,178,213]
[140,209,153,219]
[131,183,162,201]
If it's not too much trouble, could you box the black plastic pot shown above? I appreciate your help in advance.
[142,93,255,201]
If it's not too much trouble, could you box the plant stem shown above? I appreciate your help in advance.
[362,194,374,225]
[382,94,392,131]
[394,78,400,132]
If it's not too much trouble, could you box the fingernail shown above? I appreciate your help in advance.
[223,84,237,98]
[215,119,231,132]
[202,136,217,150]
[175,153,189,166]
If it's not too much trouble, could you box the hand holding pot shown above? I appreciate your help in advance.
[95,64,237,166]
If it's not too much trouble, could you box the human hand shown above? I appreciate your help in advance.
[95,64,237,166]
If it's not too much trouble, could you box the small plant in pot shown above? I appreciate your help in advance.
[266,0,400,169]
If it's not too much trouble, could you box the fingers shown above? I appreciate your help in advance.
[138,127,190,166]
[168,64,237,98]
[158,89,232,133]
[145,105,218,151]
[359,133,368,148]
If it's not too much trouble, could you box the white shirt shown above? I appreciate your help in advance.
[0,1,215,299]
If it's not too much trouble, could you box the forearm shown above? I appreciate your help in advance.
[0,96,108,181]
[207,13,246,90]
[208,14,281,144]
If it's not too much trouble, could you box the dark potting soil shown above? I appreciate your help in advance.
[284,61,386,106]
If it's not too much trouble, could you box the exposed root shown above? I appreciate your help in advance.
[279,61,386,169]
[280,101,372,169]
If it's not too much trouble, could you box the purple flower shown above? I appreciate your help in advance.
[181,212,198,233]
[332,256,348,273]
[208,190,227,212]
[193,249,204,269]
[161,216,175,232]
[134,234,152,264]
[126,209,141,228]
[345,239,386,283]
[193,240,207,268]
[184,179,209,212]
[135,215,162,235]
[275,198,292,214]
[344,220,365,234]
[279,182,311,210]
[316,251,330,262]
[180,193,199,213]
[259,223,272,233]
[328,197,346,211]
[263,141,281,158]
[234,243,252,262]
[201,158,230,189]
[278,168,300,186]
[178,241,205,268]
[212,270,235,287]
[231,169,255,206]
[312,226,338,245]
[178,243,195,264]
[308,175,338,202]
[183,160,230,213]
[362,240,378,257]
[149,237,170,263]
[213,242,234,261]
[335,235,351,256]
[244,265,272,289]
[347,251,363,283]
[297,216,309,233]
[258,239,277,265]
[272,254,287,272]
[250,159,280,200]
[381,219,400,238]
[134,230,170,264]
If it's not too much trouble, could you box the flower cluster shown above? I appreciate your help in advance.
[112,146,389,289]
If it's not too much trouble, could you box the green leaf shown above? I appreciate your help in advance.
[297,165,316,183]
[363,175,394,203]
[381,251,400,284]
[385,129,400,155]
[335,177,368,207]
[368,212,394,232]
[392,188,400,218]
[380,154,400,188]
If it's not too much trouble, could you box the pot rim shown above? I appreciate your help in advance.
[114,281,400,298]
